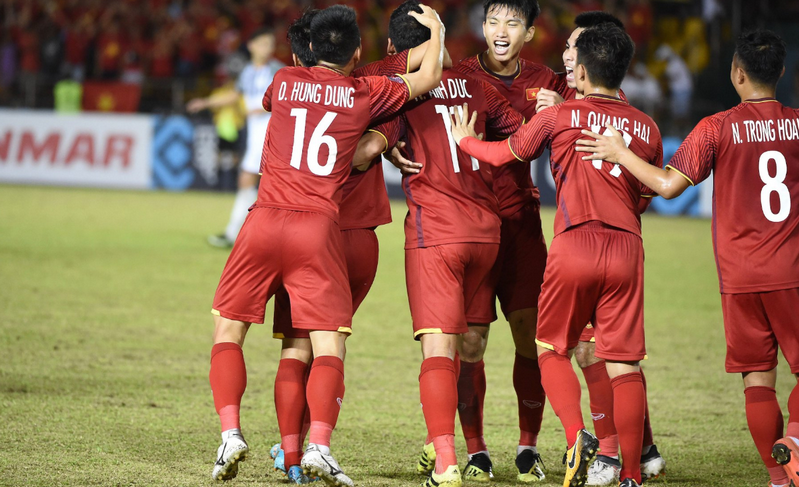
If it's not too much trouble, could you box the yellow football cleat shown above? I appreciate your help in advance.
[462,453,493,482]
[562,429,599,487]
[417,442,437,475]
[423,465,463,487]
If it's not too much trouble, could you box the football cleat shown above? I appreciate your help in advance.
[208,234,234,248]
[516,449,546,482]
[561,429,599,487]
[288,465,318,484]
[618,478,641,487]
[423,465,463,487]
[271,443,283,459]
[274,447,287,475]
[301,444,353,487]
[418,442,437,475]
[462,453,494,482]
[211,433,249,481]
[639,445,665,481]
[586,455,620,486]
[772,437,799,486]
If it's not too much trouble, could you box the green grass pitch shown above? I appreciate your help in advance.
[0,184,793,486]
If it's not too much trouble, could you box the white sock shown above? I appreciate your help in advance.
[468,450,490,461]
[309,443,330,455]
[517,445,537,456]
[224,186,258,241]
[221,428,242,441]
[790,436,799,448]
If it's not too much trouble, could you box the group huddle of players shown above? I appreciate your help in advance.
[203,2,799,487]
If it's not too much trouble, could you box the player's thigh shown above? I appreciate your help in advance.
[762,287,799,374]
[495,203,548,317]
[272,285,311,340]
[342,228,379,314]
[406,245,470,339]
[212,208,282,324]
[536,228,602,356]
[282,212,353,333]
[721,292,779,373]
[463,243,500,324]
[593,229,645,362]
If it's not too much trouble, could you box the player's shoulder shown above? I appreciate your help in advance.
[696,103,749,133]
[453,55,481,74]
[518,58,557,78]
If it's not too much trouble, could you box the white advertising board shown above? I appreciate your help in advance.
[0,109,152,189]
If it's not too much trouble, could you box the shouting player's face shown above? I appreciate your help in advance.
[563,27,584,88]
[483,6,534,64]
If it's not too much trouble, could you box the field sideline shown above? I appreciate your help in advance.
[0,184,793,487]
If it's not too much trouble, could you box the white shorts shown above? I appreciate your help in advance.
[242,115,270,174]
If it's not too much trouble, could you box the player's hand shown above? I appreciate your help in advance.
[575,124,627,164]
[409,4,444,32]
[387,142,423,175]
[535,88,564,113]
[186,98,208,113]
[450,103,481,145]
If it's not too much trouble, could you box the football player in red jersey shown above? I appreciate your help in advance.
[207,5,445,485]
[537,12,666,486]
[575,29,799,487]
[451,23,662,487]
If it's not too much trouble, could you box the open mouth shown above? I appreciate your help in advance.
[493,40,510,56]
[565,66,574,82]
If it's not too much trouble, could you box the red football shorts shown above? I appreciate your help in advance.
[721,287,799,374]
[272,228,380,339]
[536,222,645,361]
[579,323,595,343]
[490,201,548,319]
[406,243,499,339]
[212,207,352,333]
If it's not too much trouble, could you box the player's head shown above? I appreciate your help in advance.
[310,5,362,69]
[247,27,276,64]
[482,0,539,64]
[563,12,624,88]
[574,23,634,92]
[387,1,429,54]
[731,29,786,92]
[288,9,319,67]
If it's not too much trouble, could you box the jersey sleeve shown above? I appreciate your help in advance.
[369,117,402,153]
[507,105,558,161]
[354,50,410,78]
[365,75,411,121]
[262,82,274,112]
[482,80,524,140]
[666,115,720,185]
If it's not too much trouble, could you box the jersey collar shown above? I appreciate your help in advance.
[477,52,520,83]
[584,93,626,104]
[744,97,778,104]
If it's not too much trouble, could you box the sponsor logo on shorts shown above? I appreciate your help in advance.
[591,413,605,421]
[523,400,542,409]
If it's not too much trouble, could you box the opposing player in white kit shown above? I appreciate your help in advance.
[187,27,284,247]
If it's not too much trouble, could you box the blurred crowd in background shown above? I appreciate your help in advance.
[1,0,798,136]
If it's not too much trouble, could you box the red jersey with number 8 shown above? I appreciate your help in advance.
[667,98,799,294]
[259,65,410,222]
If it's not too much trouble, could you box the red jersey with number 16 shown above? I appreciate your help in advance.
[259,65,410,222]
[667,98,799,294]
[506,94,663,237]
[400,70,523,249]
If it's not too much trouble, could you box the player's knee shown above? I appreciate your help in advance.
[212,316,251,346]
[574,341,601,368]
[421,333,459,360]
[460,326,488,361]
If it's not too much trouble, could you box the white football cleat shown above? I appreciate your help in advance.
[301,444,353,487]
[640,445,666,481]
[212,433,249,481]
[586,455,621,486]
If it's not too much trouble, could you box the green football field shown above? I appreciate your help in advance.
[0,185,794,487]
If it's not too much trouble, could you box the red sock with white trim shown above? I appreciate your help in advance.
[420,357,458,474]
[514,353,545,447]
[538,351,584,447]
[458,360,487,454]
[581,361,618,457]
[275,358,309,467]
[306,356,345,449]
[209,342,247,432]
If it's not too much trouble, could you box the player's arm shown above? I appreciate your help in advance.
[482,80,523,139]
[535,72,570,112]
[406,40,453,70]
[186,90,241,113]
[575,124,691,199]
[400,5,445,98]
[352,131,388,171]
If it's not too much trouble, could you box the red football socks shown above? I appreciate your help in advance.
[581,361,618,456]
[458,360,487,454]
[209,342,247,432]
[420,357,458,473]
[538,351,584,447]
[641,367,654,448]
[514,353,545,447]
[745,386,785,483]
[611,372,645,484]
[275,358,310,467]
[787,382,799,439]
[306,356,345,448]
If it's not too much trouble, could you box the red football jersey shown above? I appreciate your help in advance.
[335,51,412,230]
[259,65,410,222]
[667,98,799,294]
[507,94,663,237]
[455,54,568,217]
[399,69,523,249]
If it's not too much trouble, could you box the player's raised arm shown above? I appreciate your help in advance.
[576,124,690,199]
[400,4,445,97]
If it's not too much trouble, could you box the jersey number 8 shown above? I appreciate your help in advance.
[759,150,791,223]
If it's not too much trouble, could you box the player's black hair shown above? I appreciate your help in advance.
[483,0,540,28]
[574,11,624,30]
[248,26,275,42]
[287,9,319,67]
[734,29,786,87]
[388,0,430,53]
[310,5,361,67]
[575,23,634,90]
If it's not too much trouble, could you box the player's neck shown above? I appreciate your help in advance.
[251,56,269,67]
[482,51,519,77]
[316,61,352,76]
[738,84,776,103]
[579,83,618,99]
